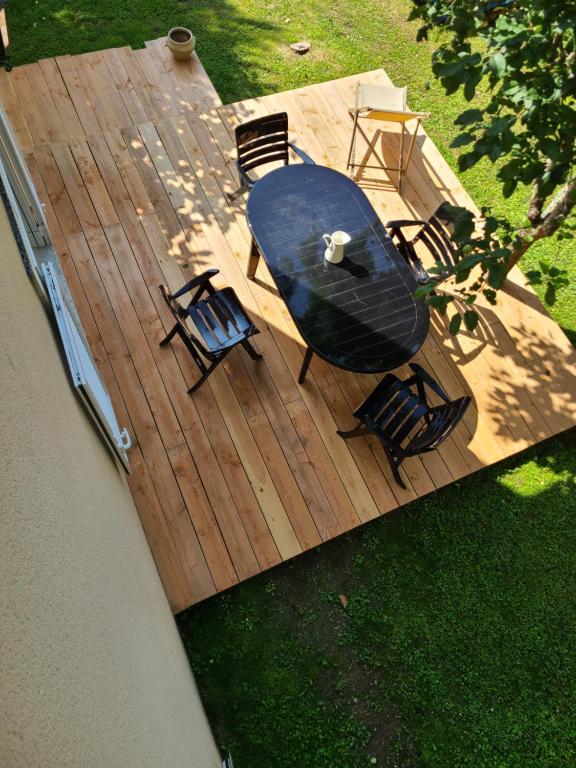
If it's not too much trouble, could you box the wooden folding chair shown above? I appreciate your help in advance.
[346,83,430,193]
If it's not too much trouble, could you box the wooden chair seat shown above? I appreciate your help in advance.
[159,270,262,393]
[188,288,254,352]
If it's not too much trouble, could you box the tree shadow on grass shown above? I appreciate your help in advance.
[9,0,280,100]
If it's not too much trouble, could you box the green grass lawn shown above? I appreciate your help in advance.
[8,1,576,765]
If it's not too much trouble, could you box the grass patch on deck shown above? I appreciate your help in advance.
[8,1,576,765]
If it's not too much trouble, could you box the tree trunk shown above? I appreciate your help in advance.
[507,177,576,271]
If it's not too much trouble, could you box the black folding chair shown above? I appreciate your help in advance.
[386,202,460,284]
[337,363,470,488]
[227,112,314,202]
[159,269,262,393]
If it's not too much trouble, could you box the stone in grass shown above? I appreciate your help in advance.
[289,41,311,55]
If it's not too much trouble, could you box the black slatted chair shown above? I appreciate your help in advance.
[386,202,459,285]
[159,269,262,393]
[227,112,315,202]
[337,363,470,488]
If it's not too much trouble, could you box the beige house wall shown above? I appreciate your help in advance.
[0,201,221,768]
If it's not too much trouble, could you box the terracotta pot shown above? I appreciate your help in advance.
[166,27,196,61]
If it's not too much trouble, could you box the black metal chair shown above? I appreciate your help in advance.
[337,363,471,488]
[227,112,315,202]
[159,269,262,393]
[386,202,459,284]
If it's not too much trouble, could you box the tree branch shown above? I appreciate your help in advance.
[527,178,545,224]
[509,177,576,268]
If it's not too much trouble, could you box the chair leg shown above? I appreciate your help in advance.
[186,356,224,394]
[398,122,405,193]
[159,323,179,346]
[226,182,249,203]
[337,422,371,439]
[384,447,407,490]
[241,338,263,361]
[346,110,360,172]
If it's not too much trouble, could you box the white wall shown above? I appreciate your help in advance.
[0,201,222,768]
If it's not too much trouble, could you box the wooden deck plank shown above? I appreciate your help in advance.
[0,69,34,149]
[3,45,575,612]
[38,58,86,144]
[101,47,150,126]
[115,47,162,123]
[55,54,99,138]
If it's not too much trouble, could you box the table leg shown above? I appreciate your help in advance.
[298,346,314,384]
[247,237,260,279]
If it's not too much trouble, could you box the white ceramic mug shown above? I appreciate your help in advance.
[323,231,351,263]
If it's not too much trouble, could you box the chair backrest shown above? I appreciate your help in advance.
[414,202,459,268]
[360,373,470,457]
[363,376,429,448]
[235,112,290,178]
[405,396,470,456]
[355,83,429,123]
[357,83,407,112]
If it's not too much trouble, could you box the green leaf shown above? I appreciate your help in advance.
[483,288,497,305]
[428,294,452,314]
[488,263,506,289]
[540,138,561,161]
[449,314,462,335]
[452,212,476,241]
[456,252,484,271]
[463,311,479,331]
[525,270,542,285]
[488,52,507,77]
[443,76,462,96]
[414,282,436,299]
[484,217,499,235]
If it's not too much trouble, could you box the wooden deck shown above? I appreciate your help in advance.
[2,40,575,612]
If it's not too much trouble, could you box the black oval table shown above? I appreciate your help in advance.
[246,164,429,383]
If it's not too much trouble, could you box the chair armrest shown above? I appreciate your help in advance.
[237,161,256,190]
[288,142,315,165]
[386,218,427,230]
[164,269,220,301]
[408,363,450,402]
